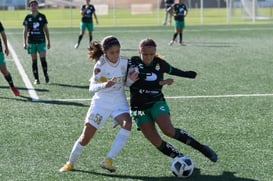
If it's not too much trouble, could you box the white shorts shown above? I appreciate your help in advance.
[85,100,129,129]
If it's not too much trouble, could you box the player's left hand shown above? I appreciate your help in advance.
[185,71,197,78]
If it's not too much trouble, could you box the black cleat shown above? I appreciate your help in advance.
[45,76,49,83]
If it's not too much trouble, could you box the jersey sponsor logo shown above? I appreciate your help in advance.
[139,89,159,94]
[33,22,40,29]
[145,72,157,81]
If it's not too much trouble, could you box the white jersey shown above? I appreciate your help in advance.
[89,55,129,103]
[85,55,130,128]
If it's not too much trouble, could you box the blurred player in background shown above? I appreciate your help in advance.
[168,0,188,46]
[23,0,50,84]
[59,36,138,173]
[162,0,175,26]
[129,38,218,163]
[74,0,99,49]
[0,22,20,96]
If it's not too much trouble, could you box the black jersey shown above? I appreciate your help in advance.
[23,13,48,44]
[172,3,187,21]
[0,22,4,52]
[129,56,196,110]
[81,4,96,23]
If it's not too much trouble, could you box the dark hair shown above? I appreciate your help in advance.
[139,38,157,48]
[28,0,38,6]
[101,36,120,51]
[88,41,103,62]
[88,36,120,62]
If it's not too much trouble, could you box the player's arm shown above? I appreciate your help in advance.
[162,60,197,79]
[80,6,87,16]
[43,24,50,49]
[23,26,28,50]
[93,12,99,24]
[170,66,196,79]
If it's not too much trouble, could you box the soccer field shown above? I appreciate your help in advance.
[1,24,273,180]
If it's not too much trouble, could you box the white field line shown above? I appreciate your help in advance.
[8,41,39,101]
[44,93,273,102]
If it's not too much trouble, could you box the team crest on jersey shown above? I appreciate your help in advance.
[39,17,43,21]
[155,63,160,71]
[94,68,101,74]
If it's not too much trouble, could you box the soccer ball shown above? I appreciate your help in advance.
[171,155,194,178]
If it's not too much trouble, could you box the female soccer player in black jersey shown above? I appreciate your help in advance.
[74,0,98,48]
[129,38,218,162]
[168,0,188,46]
[23,0,50,84]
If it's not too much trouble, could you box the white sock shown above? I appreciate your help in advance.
[68,140,84,164]
[106,128,131,159]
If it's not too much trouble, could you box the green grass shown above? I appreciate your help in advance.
[1,24,273,180]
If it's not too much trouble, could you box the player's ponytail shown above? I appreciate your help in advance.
[88,41,103,62]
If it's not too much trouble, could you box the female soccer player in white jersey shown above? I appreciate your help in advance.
[59,36,138,173]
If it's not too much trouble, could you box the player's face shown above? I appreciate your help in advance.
[105,45,120,63]
[29,2,38,12]
[139,46,156,65]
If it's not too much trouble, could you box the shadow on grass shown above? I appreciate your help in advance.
[0,95,88,107]
[72,168,257,181]
[185,41,238,48]
[0,85,49,92]
[50,83,89,89]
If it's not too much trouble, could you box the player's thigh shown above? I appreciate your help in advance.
[80,22,87,31]
[139,122,162,147]
[37,42,46,55]
[86,22,94,31]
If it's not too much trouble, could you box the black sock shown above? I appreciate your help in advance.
[32,60,39,80]
[157,140,182,158]
[4,73,14,87]
[174,128,204,152]
[179,33,182,43]
[40,57,48,77]
[173,33,178,41]
[89,35,93,43]
[78,35,83,44]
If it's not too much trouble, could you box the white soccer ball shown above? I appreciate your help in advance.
[171,155,194,178]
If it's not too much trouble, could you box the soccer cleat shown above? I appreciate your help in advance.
[34,79,40,85]
[74,43,80,49]
[100,158,116,172]
[59,162,73,172]
[45,75,49,83]
[168,41,174,46]
[10,86,20,96]
[202,145,218,162]
[179,42,186,46]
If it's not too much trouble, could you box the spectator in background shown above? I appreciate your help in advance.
[0,21,20,96]
[74,0,99,49]
[23,0,50,84]
[162,0,175,26]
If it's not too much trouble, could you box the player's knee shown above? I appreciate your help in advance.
[162,127,175,137]
[79,135,89,146]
